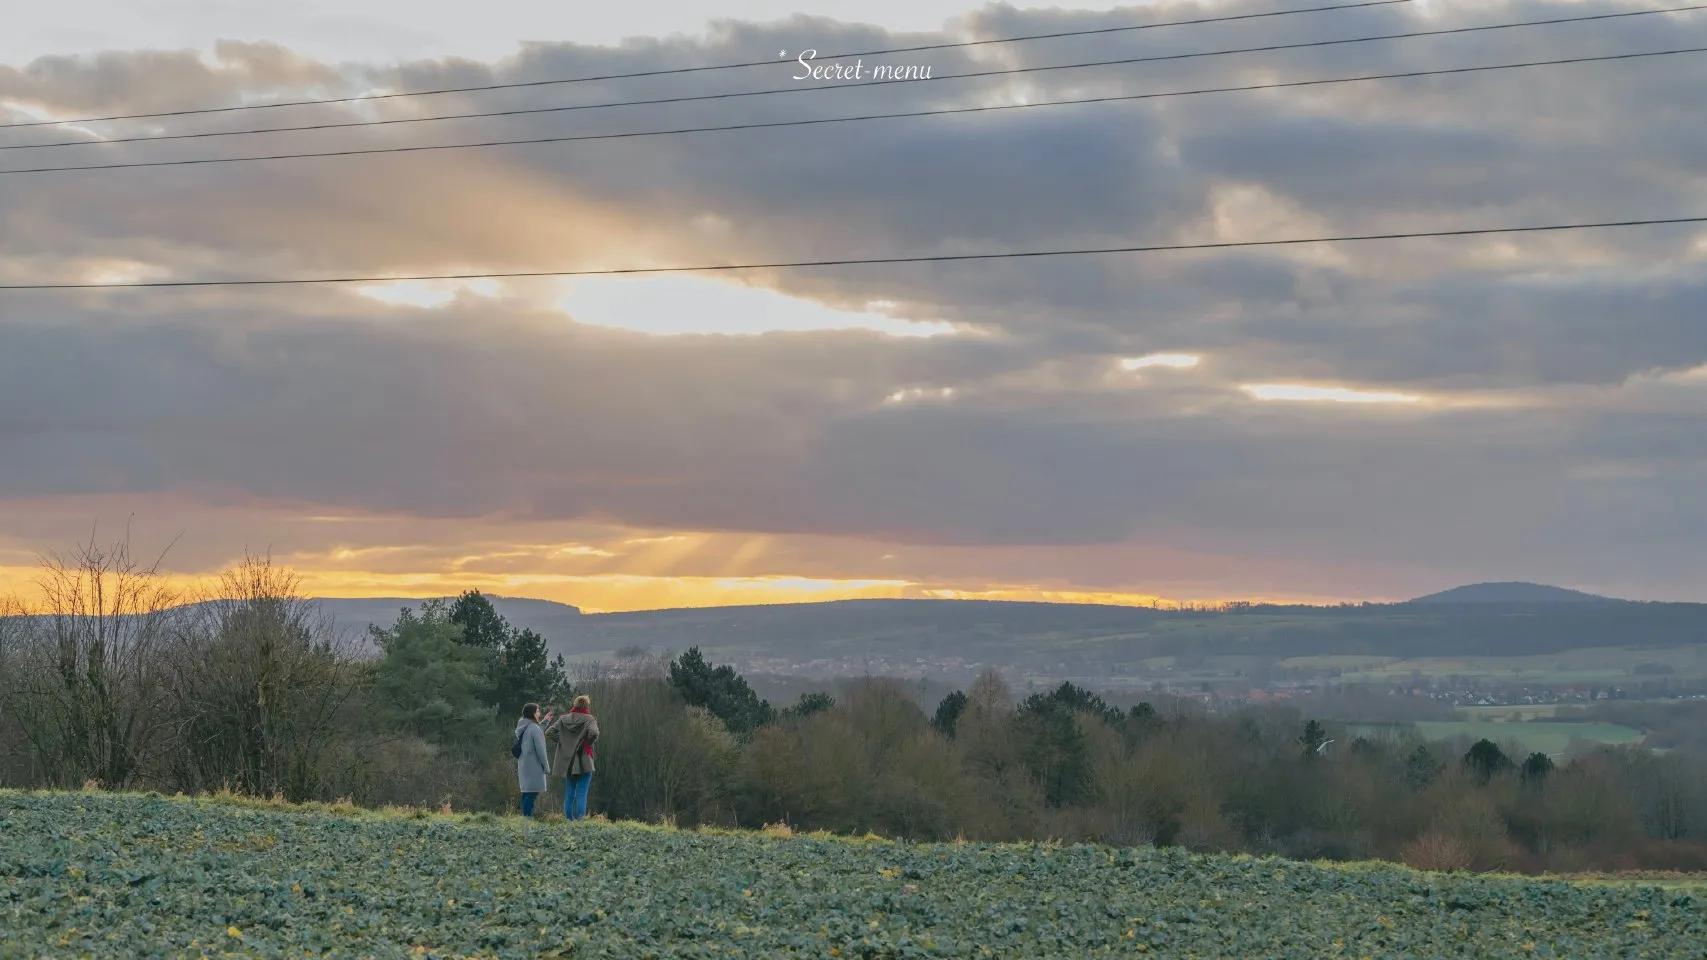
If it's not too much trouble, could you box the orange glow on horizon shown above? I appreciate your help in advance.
[0,561,1345,615]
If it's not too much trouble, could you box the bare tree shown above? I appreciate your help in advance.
[164,555,364,799]
[7,535,181,789]
[0,594,35,785]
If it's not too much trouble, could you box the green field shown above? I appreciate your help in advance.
[1353,720,1645,757]
[1458,705,1567,721]
[1308,645,1707,686]
[4,792,1704,958]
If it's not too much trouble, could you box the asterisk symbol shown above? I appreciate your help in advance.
[779,50,787,58]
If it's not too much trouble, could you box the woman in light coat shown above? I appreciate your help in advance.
[514,702,550,816]
[546,695,600,820]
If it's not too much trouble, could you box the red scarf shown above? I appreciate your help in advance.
[571,705,594,757]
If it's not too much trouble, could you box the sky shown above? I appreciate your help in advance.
[2,0,1706,611]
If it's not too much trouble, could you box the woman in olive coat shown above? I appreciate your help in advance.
[546,695,600,820]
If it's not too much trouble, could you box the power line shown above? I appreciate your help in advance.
[8,3,1699,153]
[0,0,1411,131]
[4,46,1702,177]
[4,216,1702,291]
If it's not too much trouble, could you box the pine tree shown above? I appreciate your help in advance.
[370,602,491,748]
[667,647,774,737]
[1404,744,1440,789]
[1520,751,1555,784]
[447,591,509,649]
[1464,739,1515,783]
[781,691,836,721]
[932,690,968,737]
[493,627,570,718]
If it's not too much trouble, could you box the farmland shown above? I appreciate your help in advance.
[1351,720,1646,757]
[3,792,1703,958]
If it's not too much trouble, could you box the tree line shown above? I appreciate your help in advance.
[2,540,1705,874]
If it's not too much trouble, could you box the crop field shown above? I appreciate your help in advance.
[1411,720,1644,755]
[1351,720,1645,757]
[1458,704,1568,721]
[3,792,1704,958]
[1320,645,1707,686]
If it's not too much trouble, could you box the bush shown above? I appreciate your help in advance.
[1402,828,1473,872]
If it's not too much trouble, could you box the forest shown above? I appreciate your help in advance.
[3,541,1705,875]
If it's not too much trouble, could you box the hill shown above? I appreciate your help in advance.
[314,595,584,643]
[553,596,1707,669]
[305,591,1707,681]
[1411,581,1612,604]
[3,791,1700,957]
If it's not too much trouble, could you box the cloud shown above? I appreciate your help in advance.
[4,0,1707,602]
[1240,383,1421,404]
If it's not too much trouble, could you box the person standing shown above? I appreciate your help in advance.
[514,703,550,817]
[546,695,600,820]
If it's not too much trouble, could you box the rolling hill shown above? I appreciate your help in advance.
[310,587,1707,680]
[1410,581,1612,604]
[314,595,585,643]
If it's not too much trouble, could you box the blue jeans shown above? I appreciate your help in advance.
[520,792,539,817]
[564,773,592,820]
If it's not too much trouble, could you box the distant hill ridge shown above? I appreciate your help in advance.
[312,595,584,641]
[7,584,1701,670]
[314,584,1628,639]
[286,583,1707,670]
[1408,581,1613,604]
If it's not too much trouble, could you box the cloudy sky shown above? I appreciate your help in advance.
[2,0,1705,610]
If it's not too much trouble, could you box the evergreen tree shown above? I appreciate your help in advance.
[667,647,775,737]
[371,602,490,749]
[932,690,968,737]
[1404,744,1440,789]
[1521,751,1556,785]
[1464,738,1515,783]
[1299,719,1329,759]
[781,691,835,721]
[492,627,571,718]
[1017,682,1116,806]
[447,591,510,650]
[1019,682,1123,725]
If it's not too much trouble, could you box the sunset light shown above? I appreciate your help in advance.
[1240,383,1425,405]
[1120,353,1201,371]
[6,0,1707,934]
[557,276,956,337]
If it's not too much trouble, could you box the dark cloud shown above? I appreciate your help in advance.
[3,0,1707,597]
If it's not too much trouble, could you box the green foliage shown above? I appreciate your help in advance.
[932,690,968,737]
[667,647,775,737]
[370,602,491,748]
[1405,744,1441,789]
[781,691,835,721]
[1299,719,1329,759]
[1521,751,1556,784]
[443,591,569,718]
[446,590,509,650]
[1018,682,1116,807]
[5,791,1704,958]
[1464,738,1516,783]
[1019,681,1123,726]
[491,627,570,719]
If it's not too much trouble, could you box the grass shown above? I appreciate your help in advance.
[2,789,1704,958]
[1458,705,1568,721]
